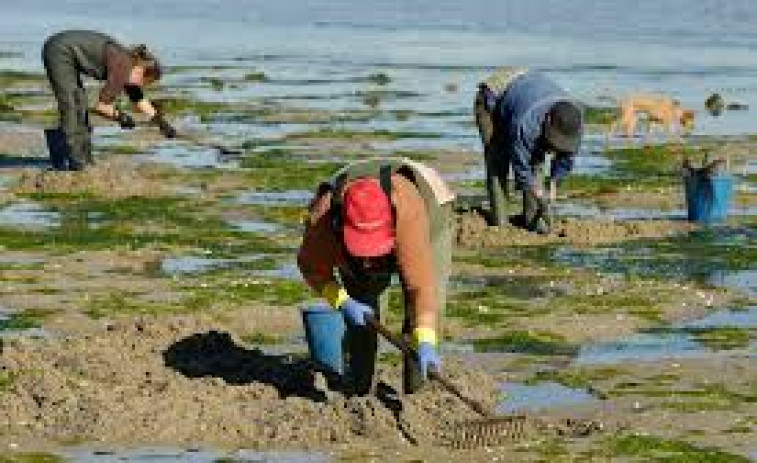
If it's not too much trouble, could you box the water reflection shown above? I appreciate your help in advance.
[499,381,597,413]
[575,307,757,364]
[64,447,330,463]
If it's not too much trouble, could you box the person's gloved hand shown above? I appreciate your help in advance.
[115,111,136,130]
[341,298,374,327]
[528,196,550,235]
[417,342,441,379]
[151,113,177,139]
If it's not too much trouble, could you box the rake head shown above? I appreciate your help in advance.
[436,415,604,449]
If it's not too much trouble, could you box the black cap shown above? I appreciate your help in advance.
[544,101,583,154]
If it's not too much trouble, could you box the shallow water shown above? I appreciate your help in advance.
[170,185,205,197]
[681,306,757,328]
[137,144,239,169]
[498,381,597,413]
[555,200,757,220]
[0,174,16,189]
[575,331,704,364]
[0,254,44,268]
[554,203,681,221]
[575,307,757,364]
[160,256,239,275]
[554,226,757,287]
[0,310,48,338]
[738,182,757,194]
[709,269,757,296]
[63,447,330,463]
[235,189,313,206]
[445,143,612,184]
[3,0,757,139]
[0,201,59,228]
[742,160,757,175]
[160,254,282,276]
[227,218,283,234]
[254,260,302,281]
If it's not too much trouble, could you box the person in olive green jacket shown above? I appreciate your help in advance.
[42,30,177,170]
[298,159,455,395]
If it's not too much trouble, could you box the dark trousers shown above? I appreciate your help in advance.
[474,90,546,228]
[42,40,92,170]
[338,205,451,395]
[338,268,389,396]
[338,269,428,396]
[474,89,510,225]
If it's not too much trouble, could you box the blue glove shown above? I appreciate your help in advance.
[341,298,374,327]
[417,342,441,379]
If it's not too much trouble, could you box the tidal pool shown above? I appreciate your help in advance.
[138,144,240,169]
[553,203,681,220]
[235,189,312,206]
[0,309,48,338]
[709,269,757,296]
[254,260,301,281]
[63,447,330,463]
[160,256,240,275]
[575,307,757,364]
[227,218,284,234]
[553,226,757,286]
[0,202,105,231]
[0,201,60,228]
[553,202,757,221]
[498,381,597,413]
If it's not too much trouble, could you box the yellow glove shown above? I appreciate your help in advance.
[413,327,438,346]
[321,281,350,309]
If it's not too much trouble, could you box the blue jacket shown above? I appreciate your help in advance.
[493,71,578,190]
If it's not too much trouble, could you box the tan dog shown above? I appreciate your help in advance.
[608,94,695,142]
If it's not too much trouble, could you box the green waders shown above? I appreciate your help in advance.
[328,159,452,395]
[42,31,120,170]
[474,89,508,226]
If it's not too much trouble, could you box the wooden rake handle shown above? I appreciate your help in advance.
[134,120,242,156]
[365,314,495,418]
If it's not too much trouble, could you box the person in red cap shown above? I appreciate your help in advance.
[298,159,455,395]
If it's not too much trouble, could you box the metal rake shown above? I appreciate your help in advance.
[366,315,603,448]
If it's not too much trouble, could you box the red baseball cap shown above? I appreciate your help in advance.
[342,178,395,257]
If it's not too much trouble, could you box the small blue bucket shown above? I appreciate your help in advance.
[684,173,734,223]
[301,304,345,374]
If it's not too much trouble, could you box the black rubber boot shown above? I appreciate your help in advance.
[44,128,70,170]
[343,324,378,396]
[402,331,424,394]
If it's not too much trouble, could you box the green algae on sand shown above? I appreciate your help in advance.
[607,434,751,462]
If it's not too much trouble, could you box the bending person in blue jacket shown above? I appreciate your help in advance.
[474,68,583,233]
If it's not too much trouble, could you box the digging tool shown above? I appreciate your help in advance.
[364,314,602,448]
[174,131,243,157]
[134,119,243,157]
[365,314,493,417]
[148,100,242,156]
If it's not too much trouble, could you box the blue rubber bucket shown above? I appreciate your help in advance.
[684,173,734,223]
[301,304,345,374]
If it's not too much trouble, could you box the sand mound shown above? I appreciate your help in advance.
[13,158,167,199]
[0,315,498,449]
[456,211,695,248]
